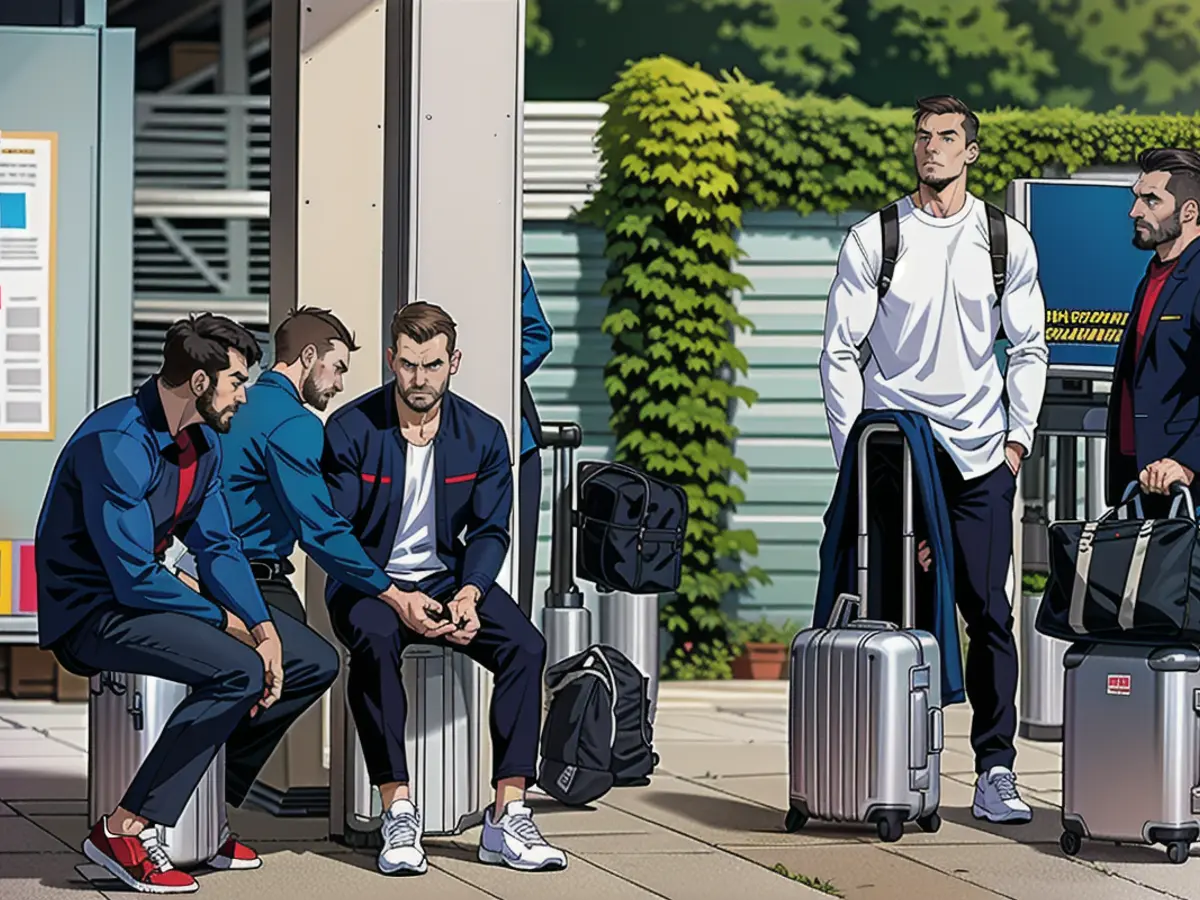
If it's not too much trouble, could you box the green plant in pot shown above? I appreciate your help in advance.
[729,617,800,680]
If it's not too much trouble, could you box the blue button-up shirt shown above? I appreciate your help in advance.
[521,260,553,456]
[34,378,271,649]
[216,370,391,597]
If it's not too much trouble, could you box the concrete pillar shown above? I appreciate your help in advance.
[257,0,390,814]
[266,0,523,817]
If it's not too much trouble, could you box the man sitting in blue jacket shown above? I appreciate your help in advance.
[35,314,338,893]
[322,300,566,875]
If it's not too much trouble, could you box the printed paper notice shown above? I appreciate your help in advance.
[0,132,56,439]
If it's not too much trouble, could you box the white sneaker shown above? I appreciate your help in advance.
[377,800,427,875]
[972,766,1033,824]
[478,800,567,871]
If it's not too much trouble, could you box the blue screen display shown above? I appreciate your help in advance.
[1024,181,1151,369]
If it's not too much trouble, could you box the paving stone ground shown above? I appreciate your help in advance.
[0,682,1194,900]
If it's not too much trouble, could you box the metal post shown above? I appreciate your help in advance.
[220,0,249,299]
[599,592,660,723]
[1085,436,1107,519]
[539,422,588,670]
[1055,436,1078,521]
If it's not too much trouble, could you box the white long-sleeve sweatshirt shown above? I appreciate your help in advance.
[819,193,1049,479]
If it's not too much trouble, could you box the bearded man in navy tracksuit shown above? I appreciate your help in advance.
[322,300,566,876]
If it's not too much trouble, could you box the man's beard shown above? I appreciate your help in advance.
[196,384,236,433]
[1133,210,1181,250]
[917,172,957,192]
[301,372,335,411]
[398,381,445,413]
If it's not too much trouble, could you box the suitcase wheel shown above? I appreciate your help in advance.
[876,812,904,843]
[1167,841,1190,865]
[1059,831,1081,857]
[916,813,941,834]
[783,807,807,833]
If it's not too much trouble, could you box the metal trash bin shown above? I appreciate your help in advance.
[538,421,590,671]
[599,591,660,723]
[1019,586,1068,741]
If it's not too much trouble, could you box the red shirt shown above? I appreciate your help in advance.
[154,428,198,556]
[1120,256,1179,455]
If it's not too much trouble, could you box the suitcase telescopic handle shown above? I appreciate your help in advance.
[540,421,583,609]
[854,422,916,629]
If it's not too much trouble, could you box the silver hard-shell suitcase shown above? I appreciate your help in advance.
[785,422,944,842]
[333,644,490,846]
[88,672,226,869]
[1060,642,1200,864]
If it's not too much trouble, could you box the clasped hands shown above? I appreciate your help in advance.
[177,568,283,719]
[381,584,482,646]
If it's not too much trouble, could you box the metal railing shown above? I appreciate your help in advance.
[135,94,270,193]
[129,96,606,389]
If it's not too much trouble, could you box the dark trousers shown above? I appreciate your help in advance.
[868,443,1019,774]
[517,449,542,619]
[255,570,308,625]
[56,601,339,826]
[328,571,546,788]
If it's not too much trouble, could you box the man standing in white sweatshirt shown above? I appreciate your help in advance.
[819,94,1048,825]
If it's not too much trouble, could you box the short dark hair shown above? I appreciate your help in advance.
[274,306,359,365]
[914,95,980,145]
[390,301,458,356]
[1138,147,1200,216]
[159,313,262,388]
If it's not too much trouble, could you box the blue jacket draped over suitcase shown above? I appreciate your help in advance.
[812,409,966,706]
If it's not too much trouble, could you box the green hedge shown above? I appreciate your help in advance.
[582,55,1200,678]
[720,68,1200,214]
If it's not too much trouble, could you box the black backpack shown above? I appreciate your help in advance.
[877,198,1008,303]
[537,644,659,807]
[873,199,1010,348]
[573,461,688,594]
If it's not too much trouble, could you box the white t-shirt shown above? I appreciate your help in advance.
[819,192,1049,479]
[385,441,447,581]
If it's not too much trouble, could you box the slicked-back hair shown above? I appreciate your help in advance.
[159,313,262,388]
[914,94,980,145]
[1139,147,1200,219]
[274,306,359,365]
[389,301,457,356]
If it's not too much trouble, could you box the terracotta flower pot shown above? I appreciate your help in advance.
[731,642,788,680]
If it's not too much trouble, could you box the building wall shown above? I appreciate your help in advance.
[523,211,850,627]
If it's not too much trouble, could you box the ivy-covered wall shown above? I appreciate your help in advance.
[548,54,1200,675]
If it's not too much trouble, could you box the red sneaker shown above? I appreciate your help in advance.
[206,834,261,871]
[82,818,198,894]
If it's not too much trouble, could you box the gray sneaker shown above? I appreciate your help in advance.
[972,766,1033,824]
[478,800,567,871]
[377,800,427,875]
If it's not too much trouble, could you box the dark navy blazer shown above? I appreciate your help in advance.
[321,385,513,606]
[35,377,271,650]
[1106,238,1200,506]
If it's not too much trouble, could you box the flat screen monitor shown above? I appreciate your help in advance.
[1007,178,1151,378]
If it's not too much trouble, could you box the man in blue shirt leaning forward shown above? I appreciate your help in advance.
[35,314,339,894]
[176,306,444,637]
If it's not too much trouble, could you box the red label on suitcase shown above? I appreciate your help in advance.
[1107,674,1131,695]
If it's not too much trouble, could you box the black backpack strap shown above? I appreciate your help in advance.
[985,201,1008,302]
[877,201,900,301]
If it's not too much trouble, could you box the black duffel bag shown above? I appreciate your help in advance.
[1035,481,1200,645]
[574,461,687,594]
